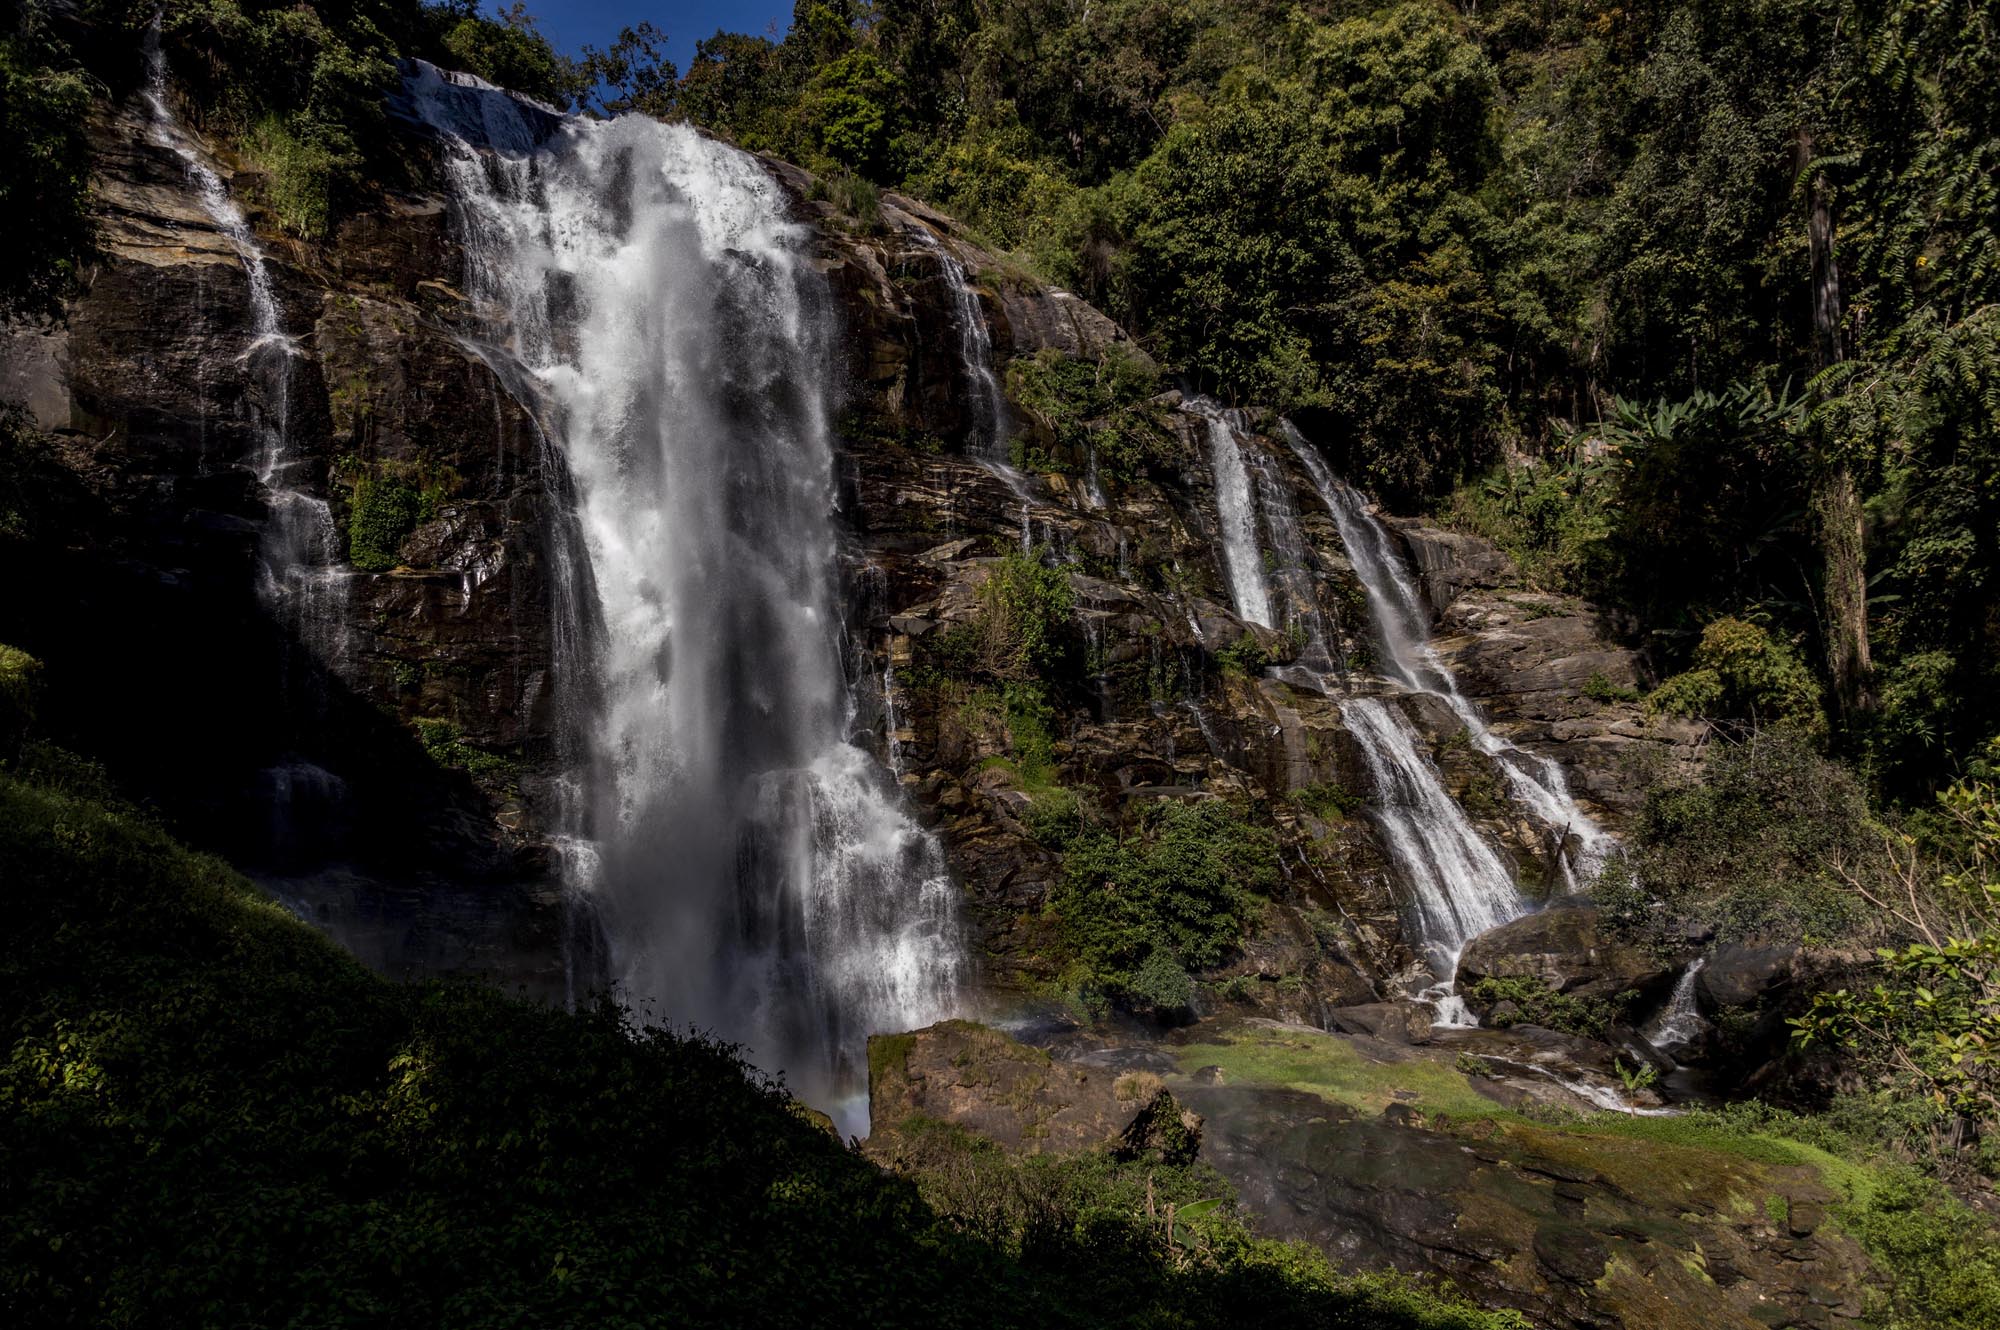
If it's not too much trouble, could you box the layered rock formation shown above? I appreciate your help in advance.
[0,71,1707,1013]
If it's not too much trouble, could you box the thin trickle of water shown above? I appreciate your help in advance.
[1283,423,1614,886]
[142,16,344,663]
[1187,400,1272,628]
[407,64,961,1124]
[907,223,1035,501]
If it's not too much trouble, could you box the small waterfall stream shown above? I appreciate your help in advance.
[1284,426,1614,886]
[408,65,961,1129]
[142,18,344,664]
[1186,399,1274,629]
[1642,957,1707,1056]
[907,223,1035,498]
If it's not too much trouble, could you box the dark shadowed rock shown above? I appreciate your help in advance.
[1698,943,1799,1012]
[1457,905,1672,1003]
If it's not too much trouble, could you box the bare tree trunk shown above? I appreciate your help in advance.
[1804,145,1874,716]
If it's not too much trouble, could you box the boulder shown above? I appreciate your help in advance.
[1456,905,1671,1003]
[1325,1001,1438,1046]
[1389,524,1516,614]
[868,1019,1148,1156]
[1698,943,1798,1012]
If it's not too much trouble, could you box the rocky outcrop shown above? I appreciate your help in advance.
[866,1019,1176,1156]
[1457,905,1674,1004]
[1387,516,1705,816]
[865,1018,1887,1330]
[1,74,1685,1021]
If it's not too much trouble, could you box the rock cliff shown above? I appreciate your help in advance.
[0,75,1699,1015]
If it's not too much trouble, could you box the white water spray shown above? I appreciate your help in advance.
[407,65,961,1122]
[1186,399,1273,629]
[1283,425,1614,887]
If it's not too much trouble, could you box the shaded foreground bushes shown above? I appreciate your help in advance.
[0,753,1509,1329]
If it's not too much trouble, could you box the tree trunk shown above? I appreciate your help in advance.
[1805,152,1875,716]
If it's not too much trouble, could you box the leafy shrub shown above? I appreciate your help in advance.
[979,547,1076,681]
[1793,758,2000,1149]
[1005,346,1168,483]
[0,21,92,321]
[1582,671,1641,704]
[1290,782,1361,821]
[1649,617,1825,738]
[347,472,423,571]
[1053,801,1279,1013]
[243,115,335,238]
[411,716,512,784]
[1463,976,1630,1040]
[1598,732,1870,952]
[1214,633,1269,676]
[0,643,43,757]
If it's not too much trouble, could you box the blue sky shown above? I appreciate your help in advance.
[505,2,795,75]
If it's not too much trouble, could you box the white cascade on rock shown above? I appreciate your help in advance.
[1284,424,1615,888]
[1642,957,1708,1056]
[906,224,1035,499]
[406,65,962,1128]
[1340,696,1523,975]
[142,16,344,663]
[1184,399,1273,629]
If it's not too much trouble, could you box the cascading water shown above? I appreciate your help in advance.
[1341,697,1521,980]
[1642,957,1707,1057]
[1246,450,1337,677]
[142,17,344,664]
[1186,399,1273,629]
[1283,425,1614,887]
[406,65,961,1129]
[907,224,1034,498]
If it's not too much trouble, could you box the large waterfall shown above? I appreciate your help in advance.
[406,66,961,1126]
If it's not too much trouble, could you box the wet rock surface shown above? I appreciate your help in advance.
[875,1017,1885,1330]
[1458,905,1676,1004]
[12,87,1688,1045]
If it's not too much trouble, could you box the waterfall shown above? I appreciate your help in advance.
[1341,697,1521,976]
[1246,450,1336,677]
[906,224,1033,497]
[1642,957,1707,1056]
[1283,425,1614,886]
[1186,400,1272,628]
[142,17,343,664]
[406,65,962,1126]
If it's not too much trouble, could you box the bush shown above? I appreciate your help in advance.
[1598,732,1871,952]
[1005,346,1168,483]
[1649,617,1825,738]
[979,547,1076,681]
[0,643,43,757]
[1463,976,1631,1039]
[1053,801,1278,1013]
[243,115,335,238]
[346,466,446,573]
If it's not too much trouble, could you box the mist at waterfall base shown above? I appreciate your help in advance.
[407,66,961,1135]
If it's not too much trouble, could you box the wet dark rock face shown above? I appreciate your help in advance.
[8,89,1691,1075]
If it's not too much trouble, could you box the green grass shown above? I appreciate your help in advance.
[1173,1026,1504,1121]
